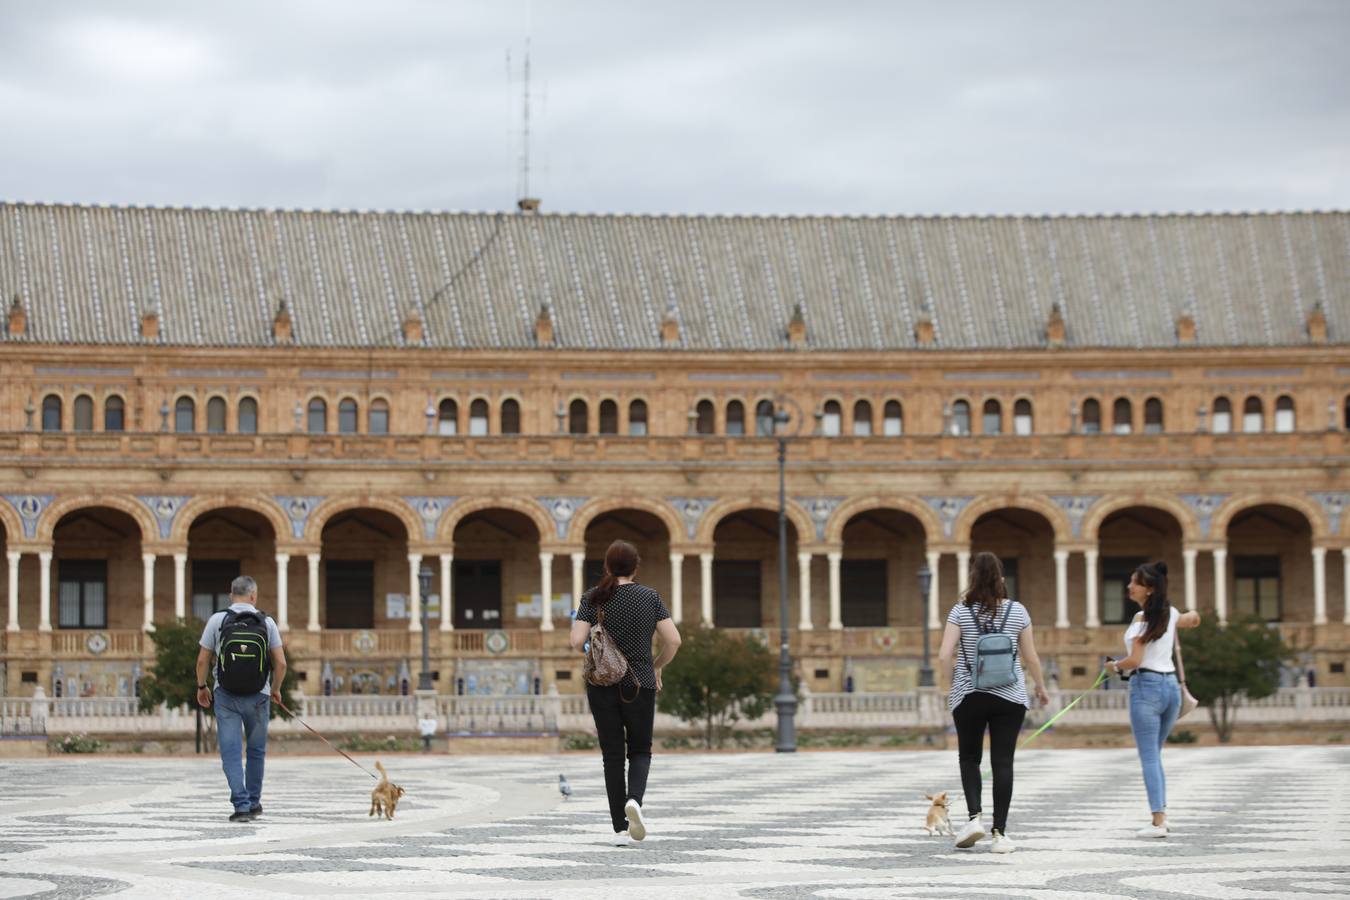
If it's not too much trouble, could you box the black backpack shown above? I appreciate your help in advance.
[215,608,272,695]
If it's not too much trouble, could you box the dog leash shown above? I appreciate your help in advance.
[275,698,381,781]
[980,669,1110,778]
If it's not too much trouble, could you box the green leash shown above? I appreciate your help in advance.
[980,669,1110,778]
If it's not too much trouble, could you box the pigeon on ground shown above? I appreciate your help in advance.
[559,774,572,800]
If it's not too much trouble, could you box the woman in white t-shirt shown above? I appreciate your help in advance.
[1107,561,1202,838]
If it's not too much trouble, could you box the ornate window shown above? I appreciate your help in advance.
[569,398,588,435]
[237,397,257,434]
[307,398,327,434]
[1112,398,1133,434]
[175,397,196,433]
[1013,399,1033,435]
[1274,395,1295,433]
[1243,396,1263,433]
[104,396,125,432]
[695,399,715,435]
[469,399,490,436]
[369,399,390,435]
[628,400,648,436]
[821,400,841,436]
[1081,398,1101,434]
[1143,397,1164,434]
[1212,396,1232,433]
[950,400,971,436]
[982,399,1002,435]
[725,400,745,436]
[206,397,227,433]
[41,394,62,431]
[755,400,775,436]
[73,395,94,432]
[852,400,872,436]
[438,398,458,435]
[598,399,619,435]
[500,398,521,434]
[338,398,358,434]
[883,400,903,436]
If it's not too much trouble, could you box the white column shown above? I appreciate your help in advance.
[669,552,684,624]
[439,554,454,632]
[538,552,554,631]
[1312,546,1327,625]
[1182,548,1198,613]
[827,551,842,630]
[275,553,290,631]
[307,553,321,632]
[1054,549,1069,628]
[796,552,813,630]
[407,553,423,633]
[1213,548,1228,625]
[138,552,153,633]
[173,552,187,621]
[1084,548,1100,628]
[699,552,713,625]
[1342,550,1350,625]
[957,549,971,593]
[571,552,585,614]
[6,551,20,632]
[926,550,941,630]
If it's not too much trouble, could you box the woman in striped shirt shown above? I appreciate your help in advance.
[937,552,1050,853]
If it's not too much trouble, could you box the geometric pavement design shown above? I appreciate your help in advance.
[1,745,1347,899]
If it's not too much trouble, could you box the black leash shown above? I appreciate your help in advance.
[276,698,380,781]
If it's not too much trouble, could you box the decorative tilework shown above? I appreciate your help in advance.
[402,496,458,542]
[2,494,54,540]
[1309,492,1349,535]
[1050,494,1102,539]
[536,497,588,541]
[921,495,974,539]
[667,496,718,541]
[1180,493,1232,537]
[136,495,191,541]
[794,496,845,542]
[274,495,327,541]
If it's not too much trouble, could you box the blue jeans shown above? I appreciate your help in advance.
[215,688,270,812]
[1128,671,1181,814]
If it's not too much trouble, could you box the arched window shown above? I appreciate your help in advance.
[1212,396,1232,434]
[469,399,490,436]
[206,397,227,433]
[438,398,458,435]
[41,394,62,431]
[104,396,125,432]
[950,400,971,436]
[1112,398,1133,434]
[1274,395,1295,433]
[725,400,745,436]
[598,399,618,435]
[237,397,257,434]
[1013,399,1033,435]
[1243,396,1263,433]
[175,397,196,433]
[569,398,588,434]
[73,395,94,432]
[369,399,390,435]
[500,398,521,434]
[628,400,648,436]
[982,399,1002,435]
[883,400,903,436]
[307,398,327,434]
[338,398,358,434]
[695,399,715,435]
[1081,398,1101,434]
[1144,397,1164,434]
[822,400,842,437]
[852,400,873,436]
[755,400,775,436]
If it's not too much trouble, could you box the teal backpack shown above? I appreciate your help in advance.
[960,601,1018,690]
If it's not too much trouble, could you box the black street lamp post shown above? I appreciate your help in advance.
[917,563,934,687]
[772,402,798,752]
[418,564,434,692]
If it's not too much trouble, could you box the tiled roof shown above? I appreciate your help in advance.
[1,202,1346,350]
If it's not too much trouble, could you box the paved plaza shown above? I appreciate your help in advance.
[1,745,1348,899]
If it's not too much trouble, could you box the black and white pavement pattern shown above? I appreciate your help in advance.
[1,746,1347,899]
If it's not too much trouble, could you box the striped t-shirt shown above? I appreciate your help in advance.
[946,599,1032,711]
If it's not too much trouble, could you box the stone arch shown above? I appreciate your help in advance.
[304,495,421,544]
[696,497,814,546]
[569,497,683,544]
[39,495,158,544]
[438,496,553,543]
[1210,494,1329,541]
[953,494,1072,545]
[0,501,21,543]
[1081,494,1201,544]
[170,494,290,545]
[824,496,942,545]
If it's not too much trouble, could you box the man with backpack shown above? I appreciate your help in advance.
[195,576,287,822]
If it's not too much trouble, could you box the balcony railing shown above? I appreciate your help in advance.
[1,430,1343,468]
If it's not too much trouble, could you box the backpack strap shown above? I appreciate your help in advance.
[996,601,1019,665]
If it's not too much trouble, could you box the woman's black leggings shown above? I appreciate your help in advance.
[587,684,656,833]
[951,692,1027,834]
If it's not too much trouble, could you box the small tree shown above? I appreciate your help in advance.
[1179,615,1290,743]
[657,625,775,749]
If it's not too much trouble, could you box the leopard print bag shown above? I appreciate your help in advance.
[583,609,632,688]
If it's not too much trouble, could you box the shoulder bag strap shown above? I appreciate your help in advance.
[956,606,973,674]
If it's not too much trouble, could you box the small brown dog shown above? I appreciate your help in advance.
[923,791,954,836]
[369,760,406,820]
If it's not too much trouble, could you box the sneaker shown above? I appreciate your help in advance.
[1136,823,1169,838]
[609,831,631,846]
[624,799,647,842]
[990,829,1014,853]
[248,805,262,818]
[228,810,252,822]
[954,815,985,849]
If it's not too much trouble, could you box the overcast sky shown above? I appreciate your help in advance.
[1,1,1346,216]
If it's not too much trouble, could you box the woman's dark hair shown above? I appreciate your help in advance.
[1134,561,1170,643]
[590,539,640,607]
[961,551,1007,618]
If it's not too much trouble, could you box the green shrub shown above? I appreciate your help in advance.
[338,733,421,752]
[562,733,598,751]
[55,734,104,754]
[1166,729,1197,744]
[657,625,775,749]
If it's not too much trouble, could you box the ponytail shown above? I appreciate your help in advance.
[589,539,640,608]
[1134,561,1171,643]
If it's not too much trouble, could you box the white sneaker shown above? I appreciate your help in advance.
[624,799,646,841]
[989,830,1014,853]
[1136,823,1169,838]
[954,815,985,849]
[609,830,631,846]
